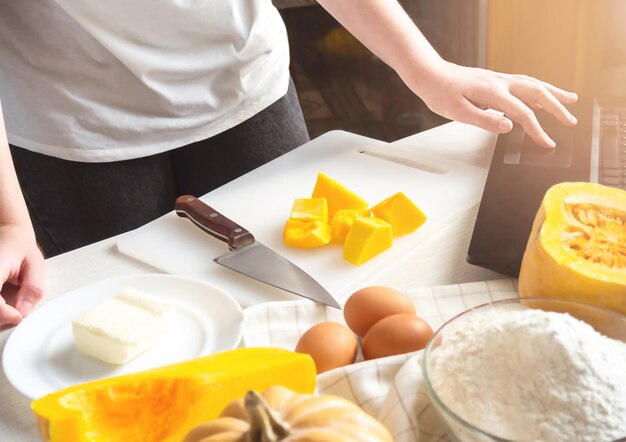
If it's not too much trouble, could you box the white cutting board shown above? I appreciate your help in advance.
[118,130,490,307]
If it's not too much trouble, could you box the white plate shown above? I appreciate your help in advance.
[2,274,244,399]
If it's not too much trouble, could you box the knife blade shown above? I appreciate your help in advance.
[174,195,341,309]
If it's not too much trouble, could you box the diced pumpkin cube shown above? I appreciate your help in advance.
[289,198,328,223]
[343,217,392,265]
[331,209,371,243]
[311,172,368,217]
[284,219,332,248]
[371,192,426,236]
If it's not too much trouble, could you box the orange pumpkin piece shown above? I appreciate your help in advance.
[288,198,329,223]
[371,192,426,236]
[283,219,332,248]
[343,217,393,265]
[183,386,393,442]
[330,209,371,243]
[311,172,368,218]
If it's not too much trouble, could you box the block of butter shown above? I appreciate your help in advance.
[72,287,176,365]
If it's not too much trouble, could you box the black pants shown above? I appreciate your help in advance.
[11,80,309,257]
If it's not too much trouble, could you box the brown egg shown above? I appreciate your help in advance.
[362,313,433,360]
[295,322,358,374]
[343,286,416,337]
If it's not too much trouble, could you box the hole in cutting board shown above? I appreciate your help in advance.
[357,145,446,174]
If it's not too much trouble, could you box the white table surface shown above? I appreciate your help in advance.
[0,122,504,441]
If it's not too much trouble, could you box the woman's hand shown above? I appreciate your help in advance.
[0,101,45,326]
[403,60,579,149]
[0,224,45,326]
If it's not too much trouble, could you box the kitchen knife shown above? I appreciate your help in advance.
[174,195,341,309]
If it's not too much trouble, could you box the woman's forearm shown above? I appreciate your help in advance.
[315,0,578,148]
[0,101,33,230]
[316,0,442,93]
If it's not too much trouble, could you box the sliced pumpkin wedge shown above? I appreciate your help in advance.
[32,348,316,442]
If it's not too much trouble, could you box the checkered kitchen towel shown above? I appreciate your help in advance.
[242,278,519,442]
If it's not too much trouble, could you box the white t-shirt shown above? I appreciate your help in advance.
[0,0,290,162]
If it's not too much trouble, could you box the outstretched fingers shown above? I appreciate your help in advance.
[490,92,556,149]
[509,78,577,128]
[512,74,578,105]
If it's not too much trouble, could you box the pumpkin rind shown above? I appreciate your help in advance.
[519,182,626,314]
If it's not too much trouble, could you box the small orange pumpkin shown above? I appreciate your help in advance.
[183,385,393,442]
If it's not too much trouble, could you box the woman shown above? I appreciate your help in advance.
[0,0,577,325]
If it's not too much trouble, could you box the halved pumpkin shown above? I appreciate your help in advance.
[518,182,626,314]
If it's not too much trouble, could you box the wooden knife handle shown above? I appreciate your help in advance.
[174,195,255,250]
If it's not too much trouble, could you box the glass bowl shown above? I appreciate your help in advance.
[422,297,626,442]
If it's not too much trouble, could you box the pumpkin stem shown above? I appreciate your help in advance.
[244,390,291,442]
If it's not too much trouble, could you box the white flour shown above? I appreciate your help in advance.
[429,306,626,441]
